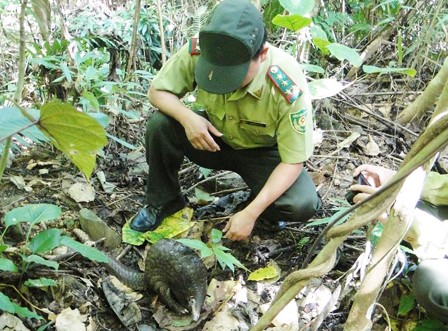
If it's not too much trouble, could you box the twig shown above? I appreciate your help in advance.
[336,93,419,137]
[116,245,132,260]
[371,303,392,331]
[105,194,141,207]
[204,215,230,223]
[266,244,296,258]
[355,91,423,96]
[311,155,352,159]
[211,186,248,196]
[183,170,233,194]
[178,164,198,176]
[343,243,365,253]
[0,137,12,181]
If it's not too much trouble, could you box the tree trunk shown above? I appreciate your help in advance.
[126,0,141,76]
[14,0,28,104]
[156,0,166,66]
[31,0,51,41]
[398,57,448,125]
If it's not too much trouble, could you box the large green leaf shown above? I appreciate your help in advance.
[248,262,280,281]
[0,244,8,254]
[0,292,15,313]
[278,0,314,15]
[397,293,415,316]
[272,14,312,31]
[308,79,347,100]
[299,64,325,74]
[211,228,223,244]
[122,208,195,245]
[88,112,109,128]
[363,65,417,77]
[176,239,213,258]
[38,100,108,178]
[24,278,58,288]
[0,107,33,141]
[4,204,61,227]
[305,207,351,228]
[13,303,43,319]
[0,293,42,319]
[310,25,328,40]
[24,255,59,270]
[0,258,19,273]
[29,228,62,254]
[312,38,331,55]
[106,133,136,150]
[326,43,362,67]
[81,91,99,111]
[0,106,47,145]
[213,246,248,272]
[60,236,109,263]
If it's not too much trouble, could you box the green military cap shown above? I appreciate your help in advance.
[195,0,265,94]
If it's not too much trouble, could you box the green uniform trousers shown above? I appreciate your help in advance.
[144,111,320,223]
[411,202,448,322]
[413,258,448,322]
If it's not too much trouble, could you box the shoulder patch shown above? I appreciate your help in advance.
[267,65,302,104]
[188,38,201,55]
[290,109,307,134]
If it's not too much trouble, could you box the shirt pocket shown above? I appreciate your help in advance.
[239,121,276,144]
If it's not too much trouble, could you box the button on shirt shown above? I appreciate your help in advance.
[150,42,314,164]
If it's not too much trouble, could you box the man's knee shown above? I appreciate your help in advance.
[146,111,172,133]
[290,193,320,222]
[272,191,320,222]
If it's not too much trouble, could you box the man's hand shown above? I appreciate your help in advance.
[148,87,222,152]
[181,113,223,152]
[351,164,396,218]
[353,164,396,187]
[223,210,257,241]
[350,184,377,204]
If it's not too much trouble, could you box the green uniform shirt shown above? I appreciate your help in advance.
[151,42,314,164]
[422,172,448,206]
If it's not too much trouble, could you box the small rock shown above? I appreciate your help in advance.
[79,209,121,249]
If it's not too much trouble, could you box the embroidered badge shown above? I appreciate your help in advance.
[267,65,302,104]
[290,109,307,134]
[188,38,201,55]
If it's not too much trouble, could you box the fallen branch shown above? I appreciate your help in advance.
[398,57,448,125]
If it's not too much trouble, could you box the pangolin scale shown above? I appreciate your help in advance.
[105,239,207,321]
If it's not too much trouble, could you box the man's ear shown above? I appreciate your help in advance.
[259,45,269,62]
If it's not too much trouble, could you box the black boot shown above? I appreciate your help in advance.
[130,197,186,232]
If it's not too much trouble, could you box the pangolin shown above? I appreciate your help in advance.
[105,239,207,321]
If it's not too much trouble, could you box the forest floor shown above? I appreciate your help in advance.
[1,81,445,331]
